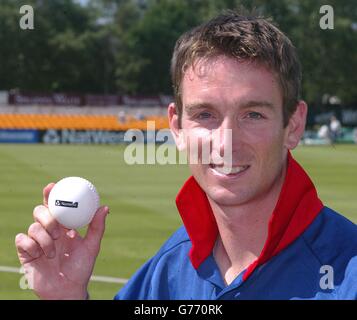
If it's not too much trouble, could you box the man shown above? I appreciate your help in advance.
[329,115,342,142]
[15,11,357,300]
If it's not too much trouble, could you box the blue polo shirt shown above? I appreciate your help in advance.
[114,153,357,300]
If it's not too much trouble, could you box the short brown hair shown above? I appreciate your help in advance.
[170,10,302,127]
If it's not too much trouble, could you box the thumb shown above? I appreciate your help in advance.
[84,206,109,256]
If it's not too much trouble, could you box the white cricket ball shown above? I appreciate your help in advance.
[48,177,100,230]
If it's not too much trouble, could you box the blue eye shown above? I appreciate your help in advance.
[247,112,263,119]
[197,112,212,119]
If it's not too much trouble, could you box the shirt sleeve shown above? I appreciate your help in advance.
[114,256,156,300]
[113,226,190,300]
[336,255,357,300]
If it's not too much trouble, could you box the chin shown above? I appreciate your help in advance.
[206,186,252,206]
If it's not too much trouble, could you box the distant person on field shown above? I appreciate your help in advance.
[317,123,331,144]
[15,10,357,300]
[329,115,342,142]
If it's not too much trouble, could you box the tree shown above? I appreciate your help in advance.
[115,0,203,94]
[0,0,355,104]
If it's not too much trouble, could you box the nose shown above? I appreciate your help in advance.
[211,117,237,165]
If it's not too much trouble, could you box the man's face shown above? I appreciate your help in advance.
[169,55,305,207]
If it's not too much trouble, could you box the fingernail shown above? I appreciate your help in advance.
[105,206,110,214]
[67,229,76,239]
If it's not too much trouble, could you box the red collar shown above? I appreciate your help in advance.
[175,151,324,281]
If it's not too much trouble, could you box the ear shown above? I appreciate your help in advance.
[284,100,307,150]
[168,102,186,151]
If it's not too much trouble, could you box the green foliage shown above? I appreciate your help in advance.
[115,0,203,94]
[251,0,357,104]
[0,0,356,103]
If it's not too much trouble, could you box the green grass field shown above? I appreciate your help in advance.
[0,144,356,299]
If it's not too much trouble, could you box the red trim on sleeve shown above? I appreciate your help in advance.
[175,151,324,279]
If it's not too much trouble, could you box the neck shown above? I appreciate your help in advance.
[209,164,287,284]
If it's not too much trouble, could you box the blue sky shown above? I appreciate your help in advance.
[75,0,90,6]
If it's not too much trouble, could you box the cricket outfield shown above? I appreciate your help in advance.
[0,144,356,299]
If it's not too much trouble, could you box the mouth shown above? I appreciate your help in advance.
[209,164,250,177]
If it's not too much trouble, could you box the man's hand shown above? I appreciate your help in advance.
[15,183,109,300]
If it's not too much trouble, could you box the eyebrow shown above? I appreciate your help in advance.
[184,100,275,114]
[185,103,215,115]
[239,100,275,109]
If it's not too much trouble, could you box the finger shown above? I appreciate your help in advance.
[15,233,42,264]
[43,183,55,207]
[27,222,56,259]
[84,206,109,256]
[33,205,61,240]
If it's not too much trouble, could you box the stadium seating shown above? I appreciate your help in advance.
[0,114,169,131]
